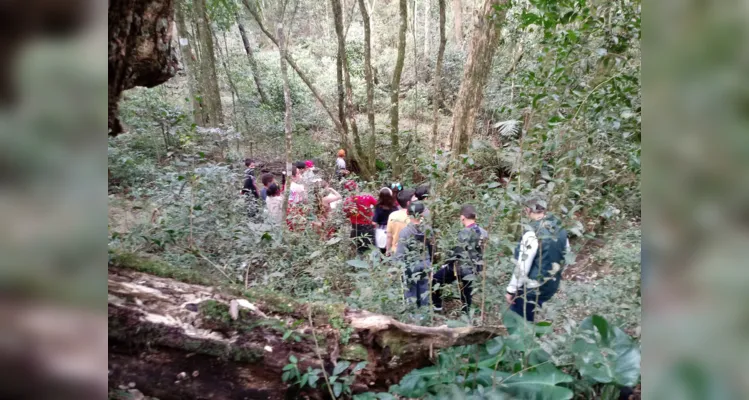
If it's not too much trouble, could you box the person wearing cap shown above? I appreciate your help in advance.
[506,195,571,322]
[431,204,488,313]
[412,184,431,220]
[385,188,416,255]
[342,181,377,255]
[335,150,350,179]
[394,202,433,308]
[302,160,321,184]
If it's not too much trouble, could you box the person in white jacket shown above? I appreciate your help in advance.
[506,196,571,322]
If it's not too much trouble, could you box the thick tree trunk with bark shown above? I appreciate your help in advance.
[451,0,462,48]
[332,0,373,178]
[193,0,224,126]
[359,0,377,173]
[449,0,507,156]
[108,267,504,399]
[277,23,293,220]
[335,47,350,146]
[242,0,346,137]
[390,0,408,177]
[431,0,447,151]
[108,0,179,136]
[236,13,270,105]
[175,3,205,125]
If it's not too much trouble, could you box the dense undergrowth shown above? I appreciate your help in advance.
[108,0,640,396]
[108,127,641,397]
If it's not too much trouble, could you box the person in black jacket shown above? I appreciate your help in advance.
[432,204,488,313]
[395,202,433,308]
[241,159,259,198]
[241,159,259,218]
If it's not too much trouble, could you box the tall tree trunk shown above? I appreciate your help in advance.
[390,0,408,177]
[431,0,446,151]
[193,0,224,126]
[367,0,377,53]
[215,30,250,132]
[424,0,430,56]
[448,0,506,156]
[451,0,462,48]
[277,22,293,220]
[176,2,205,125]
[236,13,270,105]
[242,0,346,137]
[333,0,372,178]
[108,0,178,136]
[336,47,350,146]
[359,0,377,173]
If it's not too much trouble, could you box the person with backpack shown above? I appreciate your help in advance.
[506,195,571,322]
[342,181,377,254]
[395,202,433,308]
[431,205,488,313]
[335,149,350,179]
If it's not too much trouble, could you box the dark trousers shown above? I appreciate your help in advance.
[404,270,429,307]
[432,264,473,313]
[350,224,374,255]
[509,288,555,322]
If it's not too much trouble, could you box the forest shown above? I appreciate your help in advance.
[108,0,641,398]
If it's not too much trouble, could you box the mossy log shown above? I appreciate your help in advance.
[108,268,505,399]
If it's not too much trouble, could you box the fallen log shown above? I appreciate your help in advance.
[108,267,505,399]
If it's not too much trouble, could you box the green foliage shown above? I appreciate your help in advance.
[356,315,638,399]
[573,315,641,387]
[109,1,641,397]
[283,356,367,398]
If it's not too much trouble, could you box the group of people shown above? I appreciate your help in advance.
[242,151,570,322]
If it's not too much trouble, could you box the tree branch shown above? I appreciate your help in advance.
[242,0,344,135]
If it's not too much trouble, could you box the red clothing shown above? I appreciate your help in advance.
[343,194,377,225]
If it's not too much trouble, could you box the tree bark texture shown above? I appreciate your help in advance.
[449,0,507,156]
[108,267,505,399]
[108,0,179,136]
[193,0,224,126]
[242,0,346,137]
[277,23,293,220]
[451,0,462,48]
[431,0,447,151]
[335,42,350,146]
[359,0,378,173]
[390,0,408,177]
[176,3,205,125]
[332,0,373,178]
[424,0,431,56]
[236,13,270,105]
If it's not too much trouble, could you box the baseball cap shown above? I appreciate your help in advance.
[407,202,426,217]
[523,193,548,211]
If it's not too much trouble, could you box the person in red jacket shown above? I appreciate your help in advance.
[342,181,377,255]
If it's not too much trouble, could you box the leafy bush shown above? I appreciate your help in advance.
[354,314,640,399]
